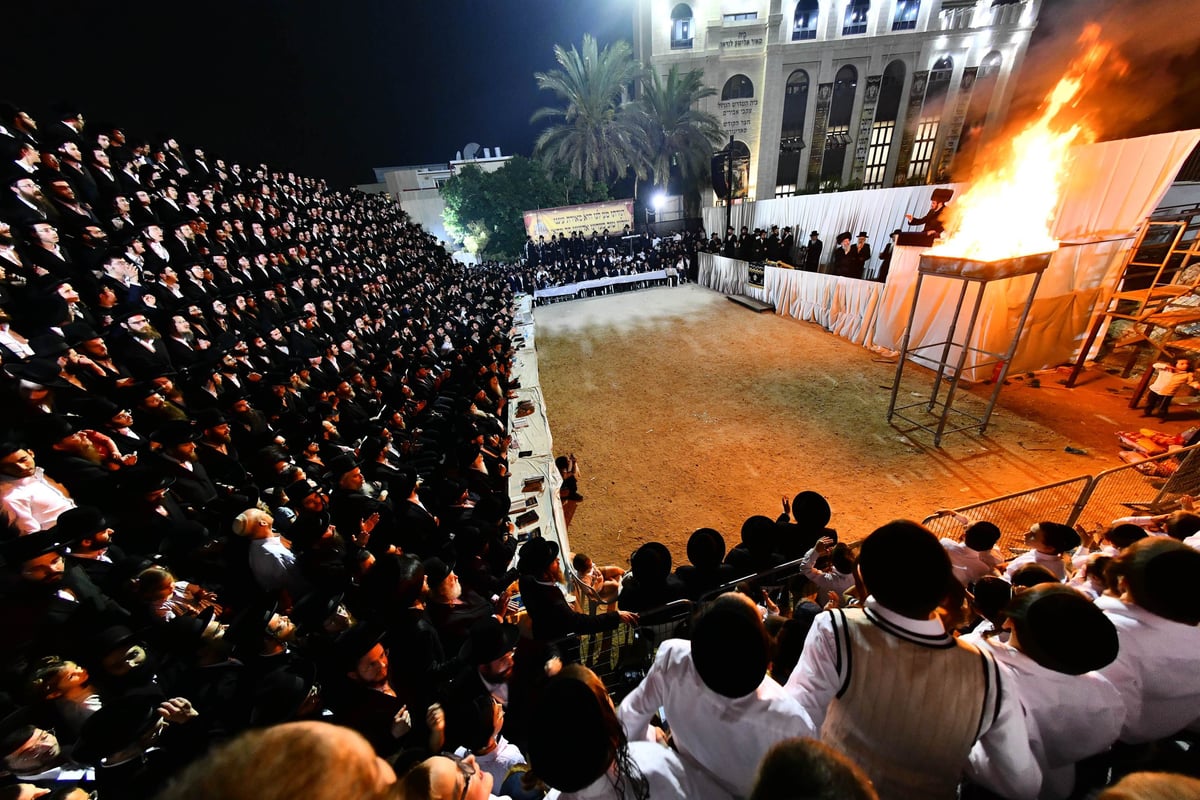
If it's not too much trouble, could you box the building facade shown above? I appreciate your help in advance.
[634,0,1041,200]
[370,147,511,249]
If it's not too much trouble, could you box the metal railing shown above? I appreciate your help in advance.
[562,558,809,700]
[924,442,1200,549]
[922,475,1094,552]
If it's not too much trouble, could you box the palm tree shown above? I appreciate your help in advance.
[636,65,725,214]
[531,35,644,192]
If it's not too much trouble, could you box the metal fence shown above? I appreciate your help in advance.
[567,559,808,701]
[1073,442,1200,532]
[923,442,1200,548]
[922,475,1095,552]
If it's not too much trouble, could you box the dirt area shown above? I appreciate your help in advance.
[532,284,1194,567]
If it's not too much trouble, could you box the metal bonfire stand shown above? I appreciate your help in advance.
[886,251,1054,446]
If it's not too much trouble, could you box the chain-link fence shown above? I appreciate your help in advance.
[922,443,1200,548]
[922,475,1094,552]
[1072,443,1200,532]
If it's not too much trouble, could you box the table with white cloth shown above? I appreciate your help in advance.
[506,295,571,574]
[533,270,670,301]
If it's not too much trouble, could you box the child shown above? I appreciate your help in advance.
[555,452,584,502]
[1142,358,1199,419]
[571,552,624,603]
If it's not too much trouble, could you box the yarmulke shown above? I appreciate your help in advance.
[1011,585,1118,675]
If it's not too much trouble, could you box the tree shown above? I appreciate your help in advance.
[441,156,609,260]
[635,65,725,215]
[531,35,644,192]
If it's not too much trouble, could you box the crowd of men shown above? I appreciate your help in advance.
[516,228,704,293]
[0,102,548,798]
[3,101,1200,800]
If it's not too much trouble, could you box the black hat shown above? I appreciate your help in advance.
[29,332,70,358]
[29,412,83,444]
[423,557,452,590]
[5,358,70,389]
[85,624,139,659]
[692,594,770,697]
[150,419,200,446]
[459,617,519,665]
[518,536,559,576]
[630,542,672,583]
[836,231,852,244]
[931,188,954,203]
[150,605,216,655]
[291,590,344,630]
[119,466,176,494]
[74,695,161,765]
[857,232,868,238]
[335,623,386,671]
[809,231,819,237]
[192,407,228,429]
[55,506,108,543]
[249,660,319,727]
[226,601,278,657]
[326,452,360,478]
[791,491,832,530]
[61,321,102,345]
[1011,585,1119,675]
[686,528,726,568]
[284,478,320,506]
[1,527,67,565]
[1037,522,1081,554]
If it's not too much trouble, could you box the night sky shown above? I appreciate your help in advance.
[3,0,1196,187]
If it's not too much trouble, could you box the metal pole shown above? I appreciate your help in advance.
[724,136,734,237]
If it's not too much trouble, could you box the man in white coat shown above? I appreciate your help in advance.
[617,592,815,799]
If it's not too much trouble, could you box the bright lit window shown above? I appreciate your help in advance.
[893,0,920,30]
[863,121,895,188]
[907,119,939,180]
[671,4,694,49]
[842,0,869,34]
[792,0,819,40]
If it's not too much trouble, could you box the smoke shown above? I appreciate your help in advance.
[1007,0,1200,142]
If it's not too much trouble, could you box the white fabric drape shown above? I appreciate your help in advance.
[699,130,1200,376]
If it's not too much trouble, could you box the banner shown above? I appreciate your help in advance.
[523,200,635,239]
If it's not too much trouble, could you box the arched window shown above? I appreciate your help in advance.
[776,69,811,194]
[864,60,906,188]
[792,0,819,40]
[670,4,694,49]
[908,56,953,181]
[893,0,920,30]
[722,74,755,100]
[821,65,858,182]
[842,0,869,35]
[954,52,1003,173]
[978,50,1002,79]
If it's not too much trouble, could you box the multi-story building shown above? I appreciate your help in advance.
[633,0,1041,199]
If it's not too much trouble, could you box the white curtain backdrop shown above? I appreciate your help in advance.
[700,130,1200,378]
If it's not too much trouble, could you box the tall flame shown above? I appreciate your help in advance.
[929,25,1116,261]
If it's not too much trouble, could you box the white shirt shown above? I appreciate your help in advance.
[1005,549,1068,581]
[785,597,1041,800]
[247,536,301,593]
[798,546,856,596]
[940,538,998,585]
[544,740,727,800]
[972,637,1125,799]
[617,638,814,799]
[1097,594,1200,744]
[0,468,76,534]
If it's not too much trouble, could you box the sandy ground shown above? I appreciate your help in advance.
[532,284,1187,567]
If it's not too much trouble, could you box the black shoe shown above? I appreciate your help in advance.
[567,493,585,502]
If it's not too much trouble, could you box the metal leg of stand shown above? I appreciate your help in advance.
[934,279,988,447]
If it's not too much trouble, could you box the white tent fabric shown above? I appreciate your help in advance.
[703,185,957,273]
[701,130,1200,377]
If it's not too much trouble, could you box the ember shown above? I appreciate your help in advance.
[930,24,1125,262]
